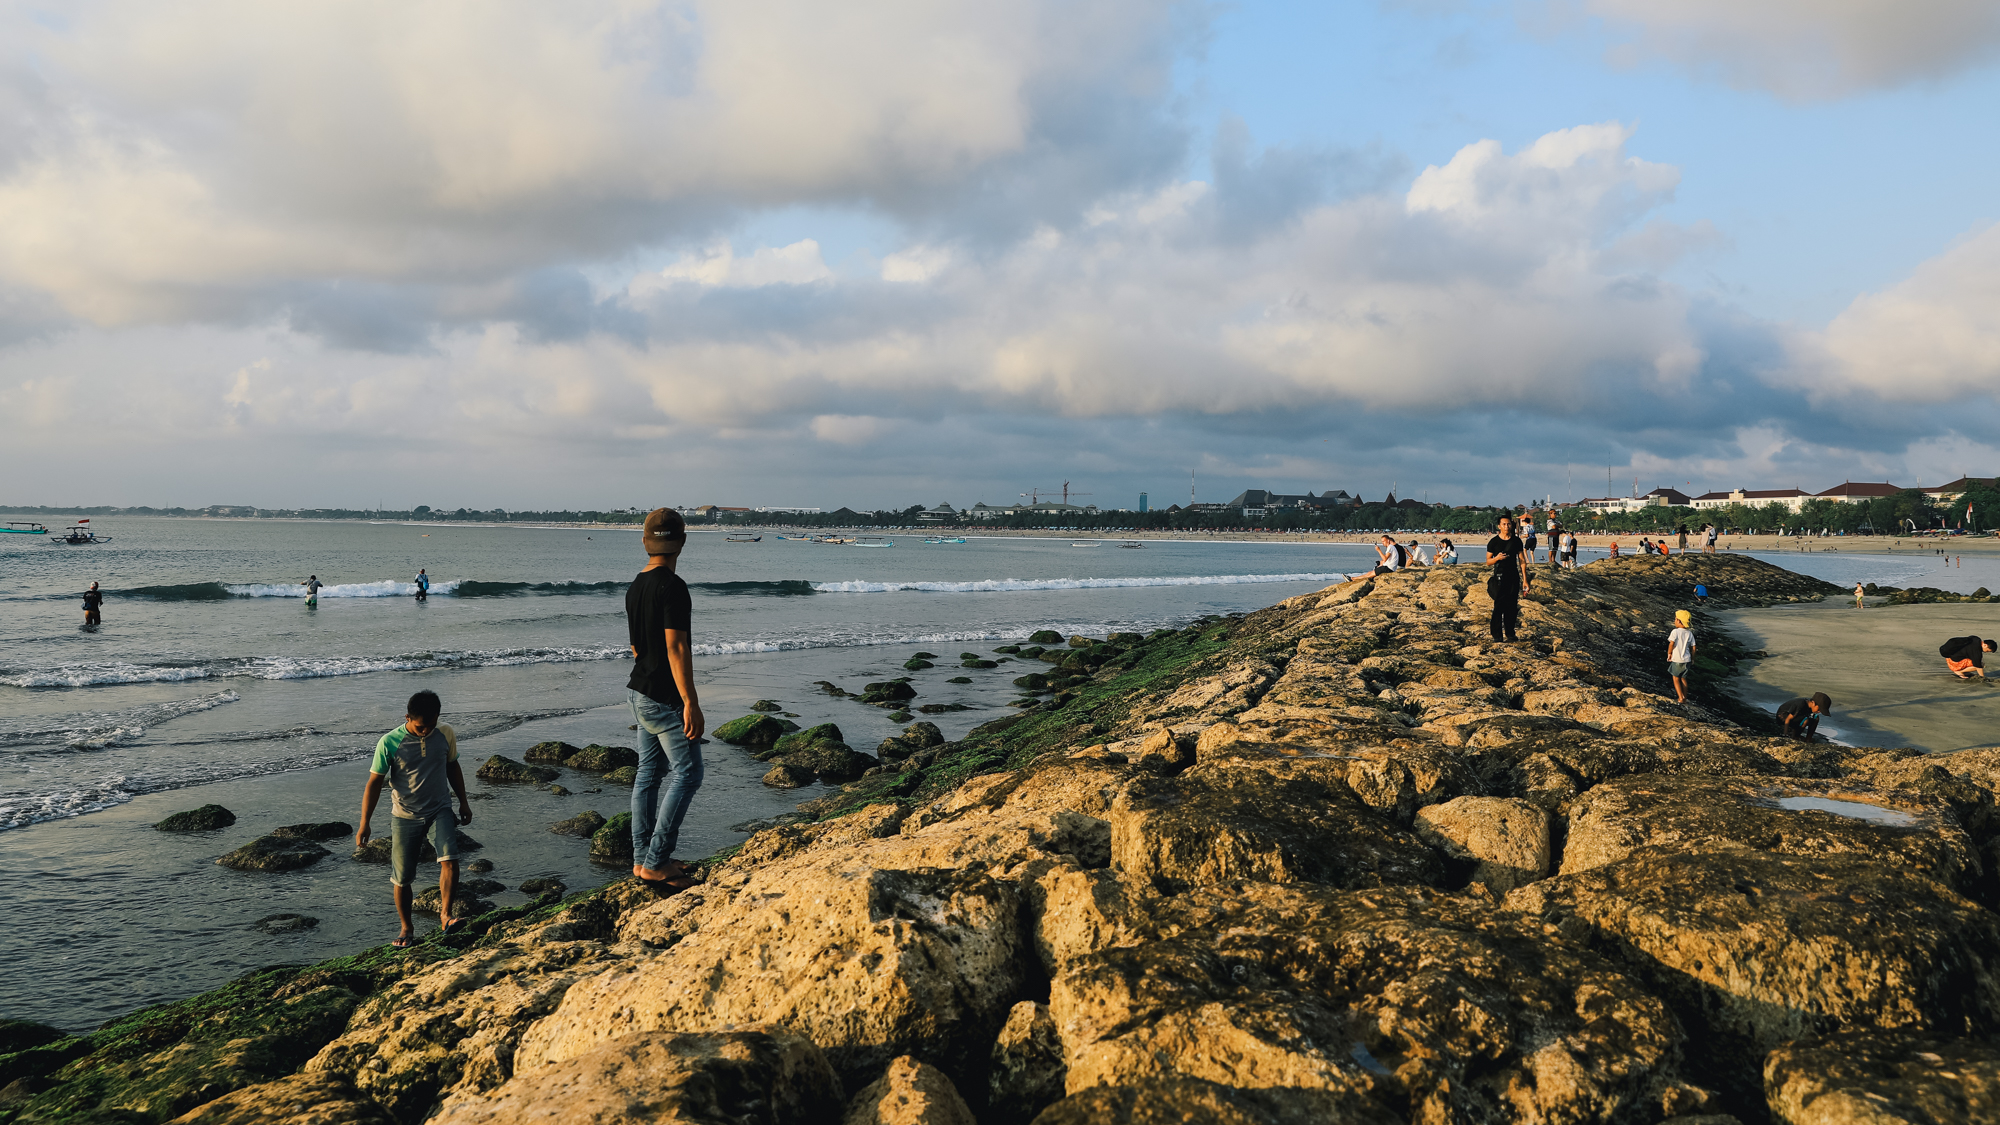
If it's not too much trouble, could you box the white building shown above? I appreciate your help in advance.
[1688,488,1813,513]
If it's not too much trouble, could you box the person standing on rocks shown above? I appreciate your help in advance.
[355,689,472,948]
[1485,514,1532,643]
[1776,693,1831,740]
[1523,517,1539,564]
[1667,610,1696,703]
[627,507,705,896]
[1703,524,1718,554]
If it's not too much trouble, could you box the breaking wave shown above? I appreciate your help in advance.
[809,572,1350,594]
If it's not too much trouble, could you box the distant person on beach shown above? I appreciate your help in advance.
[1562,530,1578,569]
[1667,610,1696,703]
[1545,518,1561,566]
[1485,514,1531,642]
[1703,524,1718,554]
[1677,526,1688,552]
[1374,535,1406,575]
[355,689,473,948]
[1436,538,1457,565]
[1941,636,1996,680]
[1854,582,1865,608]
[303,575,323,606]
[628,507,705,896]
[1523,518,1539,564]
[82,582,102,626]
[1776,693,1831,741]
[1607,542,1621,559]
[415,569,430,601]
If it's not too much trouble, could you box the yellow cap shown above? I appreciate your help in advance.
[1675,609,1692,626]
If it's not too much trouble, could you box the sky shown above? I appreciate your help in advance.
[3,0,2000,513]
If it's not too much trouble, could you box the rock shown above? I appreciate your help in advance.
[1030,1076,1399,1125]
[988,1002,1065,1122]
[1013,672,1050,691]
[0,1019,68,1056]
[518,877,566,896]
[917,704,970,714]
[814,681,851,697]
[1028,630,1064,645]
[218,836,331,872]
[545,784,570,796]
[1067,635,1095,647]
[765,763,817,788]
[270,822,353,841]
[1764,1028,2000,1124]
[751,700,783,712]
[460,878,506,895]
[523,740,581,764]
[778,742,879,784]
[156,804,236,832]
[904,659,935,671]
[1017,646,1046,659]
[994,645,1022,654]
[602,766,637,785]
[887,711,913,723]
[464,858,493,873]
[1110,764,1442,892]
[475,755,557,784]
[162,1072,394,1125]
[1412,796,1551,893]
[877,722,945,761]
[1507,847,2000,1109]
[517,865,1025,1092]
[843,1056,974,1125]
[960,660,998,669]
[860,680,919,704]
[411,886,497,918]
[551,810,607,837]
[431,1029,842,1125]
[589,812,633,863]
[716,713,790,750]
[564,744,639,771]
[945,676,973,685]
[251,913,320,934]
[773,723,846,758]
[1126,727,1193,772]
[912,652,938,659]
[1108,632,1145,644]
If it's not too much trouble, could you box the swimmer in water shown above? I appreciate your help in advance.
[415,568,429,601]
[303,575,323,606]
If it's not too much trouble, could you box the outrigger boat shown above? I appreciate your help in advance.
[852,537,894,548]
[923,537,967,544]
[1,522,47,535]
[1118,542,1145,549]
[725,535,763,543]
[54,522,111,544]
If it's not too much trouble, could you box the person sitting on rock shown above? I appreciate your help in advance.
[1776,693,1831,740]
[1941,636,1996,680]
[1435,538,1457,565]
[1607,541,1621,559]
[1374,535,1407,575]
[355,689,473,948]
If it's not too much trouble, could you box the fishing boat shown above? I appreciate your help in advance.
[923,537,967,545]
[823,537,856,545]
[1070,541,1099,547]
[852,539,894,548]
[1118,542,1145,549]
[725,535,763,543]
[54,522,111,544]
[1,522,47,535]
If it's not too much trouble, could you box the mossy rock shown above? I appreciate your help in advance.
[524,740,580,764]
[911,651,939,659]
[217,836,331,873]
[962,659,999,669]
[813,680,850,697]
[715,713,789,750]
[1018,646,1046,659]
[959,652,982,660]
[860,680,917,703]
[551,810,607,838]
[155,804,236,832]
[771,723,844,757]
[270,821,352,841]
[947,676,973,685]
[0,1019,69,1056]
[993,645,1022,654]
[876,722,945,761]
[603,766,637,785]
[460,877,506,896]
[251,913,319,934]
[888,711,913,723]
[518,877,567,896]
[566,744,639,771]
[903,659,935,671]
[1013,672,1050,690]
[1068,635,1096,648]
[775,742,878,783]
[917,703,972,714]
[763,762,817,788]
[589,812,633,863]
[412,887,497,918]
[750,699,783,712]
[476,755,558,783]
[1108,632,1146,644]
[1037,649,1069,664]
[1028,630,1064,645]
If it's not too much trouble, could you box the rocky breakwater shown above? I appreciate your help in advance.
[12,555,2000,1124]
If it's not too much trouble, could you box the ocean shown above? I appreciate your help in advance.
[3,516,1996,1030]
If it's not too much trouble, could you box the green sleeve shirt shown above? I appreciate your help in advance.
[370,723,458,820]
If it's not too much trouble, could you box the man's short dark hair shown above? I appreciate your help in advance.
[643,508,687,555]
[406,690,442,721]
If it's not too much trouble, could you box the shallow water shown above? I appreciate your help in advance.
[0,516,1386,1028]
[1773,795,1918,827]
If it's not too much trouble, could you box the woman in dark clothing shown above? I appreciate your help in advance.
[1941,636,1996,679]
[1485,514,1532,642]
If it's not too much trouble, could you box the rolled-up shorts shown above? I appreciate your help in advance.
[389,811,458,887]
[1668,661,1690,678]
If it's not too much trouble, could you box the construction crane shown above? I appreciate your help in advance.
[1020,482,1093,507]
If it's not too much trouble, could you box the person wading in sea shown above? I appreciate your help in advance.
[82,582,103,627]
[627,508,706,896]
[1485,514,1532,643]
[354,689,473,948]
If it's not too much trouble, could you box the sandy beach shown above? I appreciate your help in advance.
[1720,600,2000,753]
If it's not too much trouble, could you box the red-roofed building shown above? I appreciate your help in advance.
[1815,482,1903,503]
[1921,477,1996,502]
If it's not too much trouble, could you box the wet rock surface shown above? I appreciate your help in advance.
[473,755,557,784]
[216,836,332,872]
[155,804,236,832]
[31,555,2000,1125]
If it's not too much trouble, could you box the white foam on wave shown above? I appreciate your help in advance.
[224,579,462,598]
[810,572,1349,595]
[0,647,629,689]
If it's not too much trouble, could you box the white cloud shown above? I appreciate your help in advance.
[809,414,900,445]
[881,246,954,283]
[654,240,832,288]
[1810,222,2000,400]
[1539,0,2000,99]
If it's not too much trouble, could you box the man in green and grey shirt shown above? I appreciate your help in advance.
[355,689,473,947]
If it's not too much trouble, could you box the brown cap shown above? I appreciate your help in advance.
[642,508,686,554]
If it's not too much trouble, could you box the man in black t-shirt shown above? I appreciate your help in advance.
[625,508,704,895]
[1485,515,1531,642]
[82,582,103,626]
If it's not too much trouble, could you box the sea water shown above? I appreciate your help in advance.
[0,517,1377,1028]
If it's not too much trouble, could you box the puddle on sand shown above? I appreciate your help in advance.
[1775,796,1918,827]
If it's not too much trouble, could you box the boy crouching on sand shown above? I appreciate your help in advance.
[356,689,473,947]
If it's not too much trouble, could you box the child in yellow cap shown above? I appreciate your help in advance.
[1667,609,1696,704]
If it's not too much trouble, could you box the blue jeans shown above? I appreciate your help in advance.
[630,689,703,870]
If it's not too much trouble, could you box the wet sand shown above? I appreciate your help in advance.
[1719,601,2000,754]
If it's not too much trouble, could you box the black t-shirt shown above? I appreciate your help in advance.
[1486,536,1524,587]
[82,589,102,609]
[626,567,694,706]
[1776,698,1817,726]
[1942,636,1986,667]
